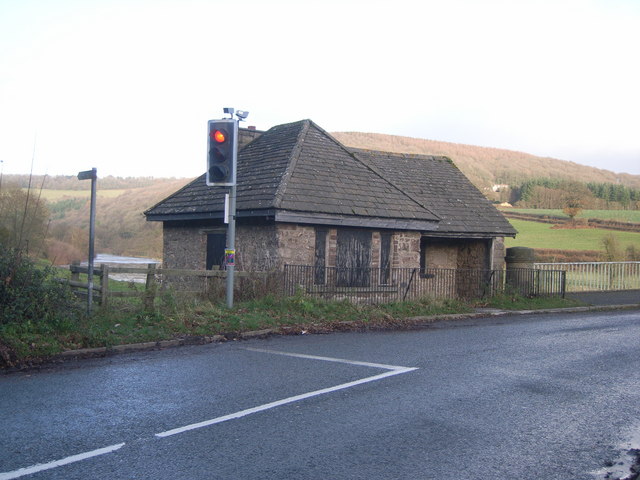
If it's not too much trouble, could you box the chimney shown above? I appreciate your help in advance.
[238,126,264,149]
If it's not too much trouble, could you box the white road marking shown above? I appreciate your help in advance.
[243,347,409,370]
[155,348,418,438]
[3,349,417,477]
[0,443,125,480]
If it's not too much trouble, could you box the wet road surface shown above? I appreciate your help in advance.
[1,309,639,479]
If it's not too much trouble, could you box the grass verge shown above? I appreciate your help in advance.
[1,292,584,370]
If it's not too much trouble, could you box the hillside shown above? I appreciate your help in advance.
[3,175,191,263]
[6,133,640,263]
[331,132,640,193]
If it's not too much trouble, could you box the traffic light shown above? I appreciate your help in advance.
[206,119,237,186]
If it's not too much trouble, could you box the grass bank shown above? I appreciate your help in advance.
[505,219,640,251]
[1,292,583,369]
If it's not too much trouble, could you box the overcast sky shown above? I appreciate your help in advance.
[1,0,639,179]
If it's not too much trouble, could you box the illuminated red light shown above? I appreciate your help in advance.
[212,129,226,143]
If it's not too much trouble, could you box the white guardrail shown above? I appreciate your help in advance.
[535,262,640,292]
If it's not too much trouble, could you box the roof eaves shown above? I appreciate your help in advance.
[143,175,201,217]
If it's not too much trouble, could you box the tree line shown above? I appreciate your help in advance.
[4,174,173,191]
[511,178,640,210]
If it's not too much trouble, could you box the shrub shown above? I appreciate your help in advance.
[0,248,79,327]
[601,234,624,261]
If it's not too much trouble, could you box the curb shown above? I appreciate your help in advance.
[49,303,640,363]
[56,335,226,360]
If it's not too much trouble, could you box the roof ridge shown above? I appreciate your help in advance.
[272,120,311,209]
[299,123,440,220]
[347,149,442,221]
[348,147,449,161]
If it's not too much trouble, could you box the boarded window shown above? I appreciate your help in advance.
[336,229,371,287]
[419,237,434,278]
[419,237,427,274]
[206,233,226,270]
[314,228,327,285]
[380,233,392,285]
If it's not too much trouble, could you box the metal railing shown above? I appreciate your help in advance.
[535,262,640,292]
[284,265,566,305]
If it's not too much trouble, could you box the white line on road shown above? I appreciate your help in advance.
[243,347,409,371]
[3,349,417,477]
[0,443,125,480]
[155,348,418,438]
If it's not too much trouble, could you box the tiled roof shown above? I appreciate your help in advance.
[145,119,516,237]
[351,149,516,236]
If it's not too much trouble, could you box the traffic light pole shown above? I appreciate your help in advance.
[208,108,245,309]
[226,183,236,308]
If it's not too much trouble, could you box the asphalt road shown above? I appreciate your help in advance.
[1,309,640,480]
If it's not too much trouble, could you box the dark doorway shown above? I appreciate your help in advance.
[206,233,226,269]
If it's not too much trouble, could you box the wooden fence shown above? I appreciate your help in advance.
[60,263,271,308]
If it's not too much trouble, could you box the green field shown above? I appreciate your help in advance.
[507,208,640,223]
[505,219,640,251]
[24,189,128,201]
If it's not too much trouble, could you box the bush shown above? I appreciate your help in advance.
[0,248,79,327]
[601,234,624,261]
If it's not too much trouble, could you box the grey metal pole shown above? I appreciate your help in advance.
[226,183,236,308]
[87,168,97,314]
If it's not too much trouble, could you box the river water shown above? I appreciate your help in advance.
[80,254,161,283]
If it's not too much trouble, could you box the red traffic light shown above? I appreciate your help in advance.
[211,129,227,144]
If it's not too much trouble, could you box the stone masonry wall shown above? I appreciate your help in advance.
[456,240,488,270]
[492,237,506,270]
[276,224,315,267]
[163,224,206,270]
[163,222,505,274]
[392,231,421,268]
[235,224,279,271]
[425,243,458,269]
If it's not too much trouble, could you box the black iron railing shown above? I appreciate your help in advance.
[284,265,565,305]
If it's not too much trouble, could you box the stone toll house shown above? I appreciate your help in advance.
[144,120,517,294]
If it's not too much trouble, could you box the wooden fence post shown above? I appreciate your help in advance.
[144,263,157,311]
[70,261,80,283]
[100,264,109,308]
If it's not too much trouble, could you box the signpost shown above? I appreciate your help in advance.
[77,168,97,314]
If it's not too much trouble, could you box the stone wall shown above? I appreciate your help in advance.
[491,237,506,270]
[236,224,279,271]
[425,243,458,269]
[276,224,315,267]
[163,221,505,274]
[393,231,421,268]
[273,227,422,270]
[456,240,488,270]
[163,224,206,270]
[423,238,497,271]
